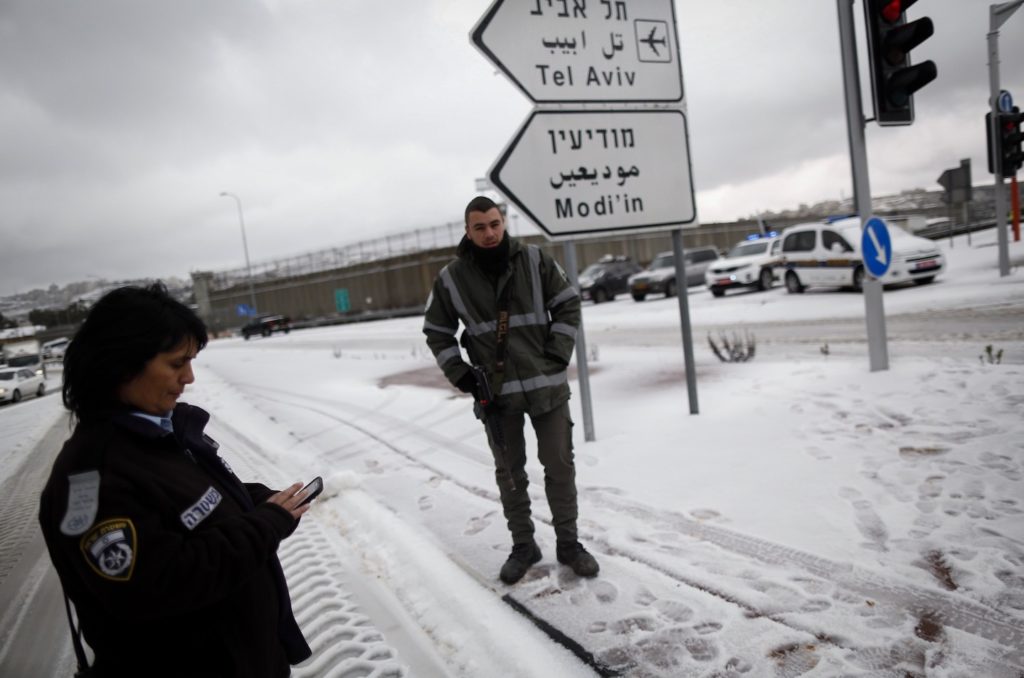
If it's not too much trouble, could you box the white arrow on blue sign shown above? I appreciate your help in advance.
[861,217,893,278]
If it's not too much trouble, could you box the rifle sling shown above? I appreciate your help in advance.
[493,276,513,374]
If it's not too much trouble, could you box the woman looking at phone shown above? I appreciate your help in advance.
[39,284,313,678]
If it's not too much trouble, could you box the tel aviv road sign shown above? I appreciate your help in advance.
[471,0,684,103]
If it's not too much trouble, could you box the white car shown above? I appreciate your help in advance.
[779,217,944,293]
[705,234,782,297]
[0,367,46,404]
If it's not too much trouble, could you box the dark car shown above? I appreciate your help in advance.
[577,255,642,303]
[241,314,292,339]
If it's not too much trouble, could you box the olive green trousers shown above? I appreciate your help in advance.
[484,401,578,545]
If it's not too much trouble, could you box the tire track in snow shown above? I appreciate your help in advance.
[216,379,1024,675]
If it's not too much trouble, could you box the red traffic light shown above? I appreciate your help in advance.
[864,0,934,126]
[881,0,902,23]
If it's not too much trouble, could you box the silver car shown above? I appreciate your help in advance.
[629,246,719,301]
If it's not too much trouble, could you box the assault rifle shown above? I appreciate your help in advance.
[468,365,515,491]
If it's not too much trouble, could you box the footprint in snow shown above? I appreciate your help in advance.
[634,587,656,606]
[654,599,694,623]
[463,512,494,536]
[590,580,618,604]
[418,496,433,511]
[692,620,722,635]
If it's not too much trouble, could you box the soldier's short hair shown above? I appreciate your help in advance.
[464,196,502,225]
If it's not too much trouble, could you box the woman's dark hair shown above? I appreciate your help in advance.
[63,283,208,422]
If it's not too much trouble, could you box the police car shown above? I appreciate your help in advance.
[779,216,944,293]
[704,233,782,297]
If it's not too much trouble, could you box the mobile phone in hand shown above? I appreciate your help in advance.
[298,476,323,507]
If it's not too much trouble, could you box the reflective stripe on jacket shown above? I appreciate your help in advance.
[423,237,580,417]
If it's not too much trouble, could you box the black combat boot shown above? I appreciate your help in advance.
[556,541,599,577]
[499,541,542,584]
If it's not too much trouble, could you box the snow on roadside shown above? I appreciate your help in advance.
[190,367,594,678]
[0,387,65,481]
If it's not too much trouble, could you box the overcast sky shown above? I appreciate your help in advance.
[2,0,1021,293]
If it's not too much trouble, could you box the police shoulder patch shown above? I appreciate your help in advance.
[80,518,137,582]
[60,470,100,536]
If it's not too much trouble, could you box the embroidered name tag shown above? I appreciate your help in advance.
[60,470,100,536]
[180,486,222,530]
[81,518,136,581]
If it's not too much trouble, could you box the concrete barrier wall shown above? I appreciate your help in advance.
[196,222,801,332]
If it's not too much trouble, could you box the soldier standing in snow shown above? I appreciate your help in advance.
[423,196,599,584]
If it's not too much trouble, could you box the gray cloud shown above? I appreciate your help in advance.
[1,0,1021,293]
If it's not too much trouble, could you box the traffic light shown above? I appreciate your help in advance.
[988,108,1024,176]
[863,0,938,126]
[1000,107,1023,176]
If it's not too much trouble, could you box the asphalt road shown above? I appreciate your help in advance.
[0,416,78,677]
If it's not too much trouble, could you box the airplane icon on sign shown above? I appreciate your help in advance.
[634,20,671,63]
[640,26,667,56]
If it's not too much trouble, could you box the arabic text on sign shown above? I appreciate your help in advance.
[550,165,639,189]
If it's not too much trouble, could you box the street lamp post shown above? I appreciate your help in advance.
[219,191,258,317]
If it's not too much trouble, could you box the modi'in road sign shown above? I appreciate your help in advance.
[489,108,696,238]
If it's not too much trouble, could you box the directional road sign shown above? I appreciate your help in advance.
[471,0,683,103]
[999,89,1014,113]
[489,109,696,239]
[861,217,893,278]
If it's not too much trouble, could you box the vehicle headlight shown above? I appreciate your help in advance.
[0,388,6,395]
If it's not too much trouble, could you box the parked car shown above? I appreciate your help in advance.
[779,217,944,293]
[628,246,719,301]
[0,367,45,404]
[578,255,642,303]
[705,234,782,297]
[42,337,71,360]
[241,314,292,339]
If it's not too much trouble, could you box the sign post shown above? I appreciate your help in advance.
[472,0,700,429]
[838,0,889,372]
[989,1,1024,276]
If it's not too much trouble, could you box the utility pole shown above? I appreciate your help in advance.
[838,0,888,372]
[989,1,1024,277]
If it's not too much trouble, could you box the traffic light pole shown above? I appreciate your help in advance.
[838,0,889,372]
[989,1,1023,277]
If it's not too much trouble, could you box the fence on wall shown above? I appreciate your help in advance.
[191,216,803,333]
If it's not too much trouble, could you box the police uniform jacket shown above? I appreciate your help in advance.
[38,403,311,678]
[423,235,581,417]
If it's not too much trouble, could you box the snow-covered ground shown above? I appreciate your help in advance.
[2,228,1023,677]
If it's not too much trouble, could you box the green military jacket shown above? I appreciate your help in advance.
[423,236,580,417]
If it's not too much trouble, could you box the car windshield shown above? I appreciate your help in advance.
[0,372,14,381]
[648,255,674,269]
[580,264,610,277]
[726,241,770,258]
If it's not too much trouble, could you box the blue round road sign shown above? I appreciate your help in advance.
[999,89,1014,114]
[861,217,892,278]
